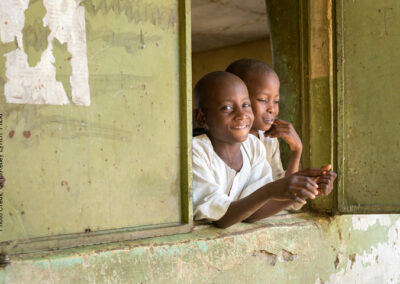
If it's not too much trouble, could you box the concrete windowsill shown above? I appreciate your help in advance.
[11,212,328,262]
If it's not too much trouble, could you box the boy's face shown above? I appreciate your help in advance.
[197,78,254,144]
[247,72,280,132]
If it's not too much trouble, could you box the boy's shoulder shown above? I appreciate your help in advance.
[192,134,214,165]
[193,134,268,172]
[192,134,212,152]
[242,133,267,159]
[257,131,280,147]
[193,133,264,153]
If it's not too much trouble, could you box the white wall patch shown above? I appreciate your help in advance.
[352,215,391,231]
[321,218,400,284]
[0,0,90,106]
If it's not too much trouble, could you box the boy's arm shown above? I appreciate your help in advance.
[245,167,338,222]
[265,119,302,176]
[244,200,296,222]
[285,149,302,176]
[214,170,320,228]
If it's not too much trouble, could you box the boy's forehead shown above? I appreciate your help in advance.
[248,69,277,82]
[247,70,279,89]
[206,77,247,103]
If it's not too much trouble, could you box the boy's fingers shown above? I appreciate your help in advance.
[269,131,290,139]
[319,187,332,196]
[274,119,289,125]
[296,168,323,177]
[294,196,307,204]
[320,164,332,171]
[290,187,316,200]
[292,177,318,193]
[317,177,332,184]
[329,171,338,179]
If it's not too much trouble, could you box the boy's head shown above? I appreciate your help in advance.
[226,59,280,132]
[194,71,254,144]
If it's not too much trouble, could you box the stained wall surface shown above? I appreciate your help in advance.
[0,0,183,243]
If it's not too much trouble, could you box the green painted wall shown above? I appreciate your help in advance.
[0,0,189,253]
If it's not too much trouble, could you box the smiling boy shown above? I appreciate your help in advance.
[192,71,333,228]
[226,59,336,197]
[226,59,303,179]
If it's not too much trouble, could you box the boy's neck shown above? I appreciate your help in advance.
[207,134,243,172]
[249,128,259,137]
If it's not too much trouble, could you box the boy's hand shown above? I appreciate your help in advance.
[269,168,322,204]
[265,119,302,152]
[314,165,337,196]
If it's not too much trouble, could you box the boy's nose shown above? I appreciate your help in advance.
[234,107,247,119]
[266,102,274,113]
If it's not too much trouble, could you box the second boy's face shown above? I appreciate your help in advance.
[200,78,254,144]
[247,72,280,132]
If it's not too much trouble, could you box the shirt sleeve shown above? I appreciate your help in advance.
[192,145,232,221]
[239,137,274,199]
[269,139,286,180]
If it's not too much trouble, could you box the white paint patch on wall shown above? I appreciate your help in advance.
[0,0,90,106]
[352,215,391,231]
[317,217,400,284]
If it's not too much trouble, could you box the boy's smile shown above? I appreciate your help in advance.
[247,71,280,134]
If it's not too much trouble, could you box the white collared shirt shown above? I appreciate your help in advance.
[192,134,273,221]
[257,130,285,181]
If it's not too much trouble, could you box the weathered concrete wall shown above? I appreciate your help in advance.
[3,214,400,283]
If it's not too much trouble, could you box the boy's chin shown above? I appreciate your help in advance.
[233,133,249,143]
[262,124,273,132]
[253,123,273,132]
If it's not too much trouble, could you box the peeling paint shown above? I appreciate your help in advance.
[0,0,90,105]
[352,215,391,231]
[252,250,277,266]
[323,218,400,284]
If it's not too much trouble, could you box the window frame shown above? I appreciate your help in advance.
[1,0,193,256]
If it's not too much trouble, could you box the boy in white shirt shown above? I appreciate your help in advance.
[226,59,336,194]
[193,71,335,228]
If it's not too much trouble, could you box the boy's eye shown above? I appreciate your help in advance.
[243,102,251,108]
[274,100,280,104]
[222,105,233,111]
[257,99,267,103]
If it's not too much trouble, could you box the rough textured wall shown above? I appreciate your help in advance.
[3,214,400,283]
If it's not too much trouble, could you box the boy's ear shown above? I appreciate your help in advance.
[195,109,207,128]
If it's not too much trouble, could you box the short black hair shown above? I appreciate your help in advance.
[193,71,240,110]
[226,58,275,82]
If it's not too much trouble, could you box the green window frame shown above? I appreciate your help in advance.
[268,0,400,215]
[0,0,192,256]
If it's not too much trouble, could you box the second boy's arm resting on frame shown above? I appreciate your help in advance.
[245,167,337,222]
[214,169,322,228]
